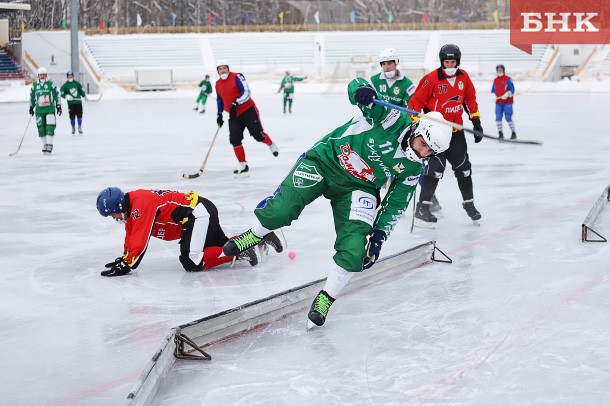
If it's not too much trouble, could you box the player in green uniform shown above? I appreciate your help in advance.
[370,48,415,108]
[60,71,86,135]
[194,74,213,113]
[29,67,62,155]
[277,71,306,114]
[223,78,452,328]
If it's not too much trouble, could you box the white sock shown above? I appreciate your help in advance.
[508,121,516,132]
[252,219,273,238]
[46,135,53,146]
[496,121,503,132]
[323,264,354,299]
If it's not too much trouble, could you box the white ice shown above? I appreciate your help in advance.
[1,84,609,405]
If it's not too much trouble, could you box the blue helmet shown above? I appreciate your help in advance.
[66,71,74,78]
[97,187,125,217]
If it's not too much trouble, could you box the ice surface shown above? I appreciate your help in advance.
[1,86,609,405]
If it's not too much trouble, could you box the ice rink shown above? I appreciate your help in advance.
[1,84,609,405]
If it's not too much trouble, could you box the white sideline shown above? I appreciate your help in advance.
[125,241,437,406]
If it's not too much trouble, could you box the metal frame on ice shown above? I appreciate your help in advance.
[581,185,610,242]
[125,241,446,406]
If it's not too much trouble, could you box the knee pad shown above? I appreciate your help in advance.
[454,169,472,178]
[251,131,265,142]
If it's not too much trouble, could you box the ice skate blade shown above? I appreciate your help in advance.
[413,218,436,229]
[430,210,444,218]
[306,320,317,330]
[233,173,250,178]
[471,219,481,226]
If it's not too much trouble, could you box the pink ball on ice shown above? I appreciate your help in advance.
[288,251,296,260]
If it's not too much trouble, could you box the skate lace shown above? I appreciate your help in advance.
[314,293,333,316]
[233,230,262,252]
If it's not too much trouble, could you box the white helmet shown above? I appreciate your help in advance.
[378,48,399,65]
[37,67,47,76]
[404,112,452,162]
[216,60,230,69]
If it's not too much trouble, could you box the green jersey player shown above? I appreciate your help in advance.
[29,67,62,155]
[277,71,306,114]
[370,48,415,108]
[194,74,213,113]
[223,78,452,329]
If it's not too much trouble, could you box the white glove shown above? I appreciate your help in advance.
[66,95,74,101]
[500,91,512,100]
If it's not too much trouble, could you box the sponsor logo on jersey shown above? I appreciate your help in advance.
[157,228,166,239]
[393,162,405,173]
[338,142,376,182]
[349,190,377,226]
[403,175,419,186]
[393,87,400,95]
[445,105,463,114]
[292,162,323,188]
[458,81,464,90]
[131,209,140,220]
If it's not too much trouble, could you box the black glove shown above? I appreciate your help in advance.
[56,105,62,116]
[29,105,34,116]
[354,85,377,107]
[229,101,238,118]
[363,229,387,270]
[217,113,224,128]
[471,118,483,143]
[101,258,131,277]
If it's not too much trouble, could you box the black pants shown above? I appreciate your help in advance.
[177,197,229,270]
[419,130,474,202]
[228,105,267,146]
[68,103,83,120]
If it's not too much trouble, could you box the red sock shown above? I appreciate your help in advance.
[233,145,246,162]
[261,131,272,145]
[203,246,233,270]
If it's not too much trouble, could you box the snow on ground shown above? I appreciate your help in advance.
[1,81,609,405]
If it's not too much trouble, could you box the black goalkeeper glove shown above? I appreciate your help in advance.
[29,106,34,116]
[229,101,238,118]
[363,229,387,270]
[354,85,377,107]
[101,258,131,277]
[471,118,483,143]
[56,105,62,116]
[217,113,224,128]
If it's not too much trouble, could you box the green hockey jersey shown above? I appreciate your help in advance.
[198,80,213,95]
[30,80,60,115]
[278,75,305,94]
[60,80,86,105]
[370,72,415,108]
[310,78,422,235]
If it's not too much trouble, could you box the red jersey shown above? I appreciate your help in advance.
[408,68,480,126]
[122,189,198,268]
[215,72,256,117]
[492,75,514,104]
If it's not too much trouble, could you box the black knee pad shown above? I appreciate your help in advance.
[454,167,472,178]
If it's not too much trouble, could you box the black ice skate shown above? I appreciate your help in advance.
[498,131,504,140]
[232,246,260,267]
[510,131,517,140]
[233,162,249,176]
[429,195,443,218]
[223,229,263,257]
[307,290,336,329]
[71,127,76,135]
[78,126,83,135]
[462,199,482,223]
[259,228,286,255]
[414,201,438,229]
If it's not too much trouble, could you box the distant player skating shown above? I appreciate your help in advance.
[277,71,306,114]
[193,74,213,114]
[96,188,260,276]
[29,67,62,155]
[215,61,279,175]
[409,44,483,228]
[492,64,517,140]
[60,71,86,135]
[222,78,452,329]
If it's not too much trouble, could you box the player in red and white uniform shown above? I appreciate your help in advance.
[408,43,483,227]
[215,60,279,175]
[492,64,517,140]
[96,188,258,276]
